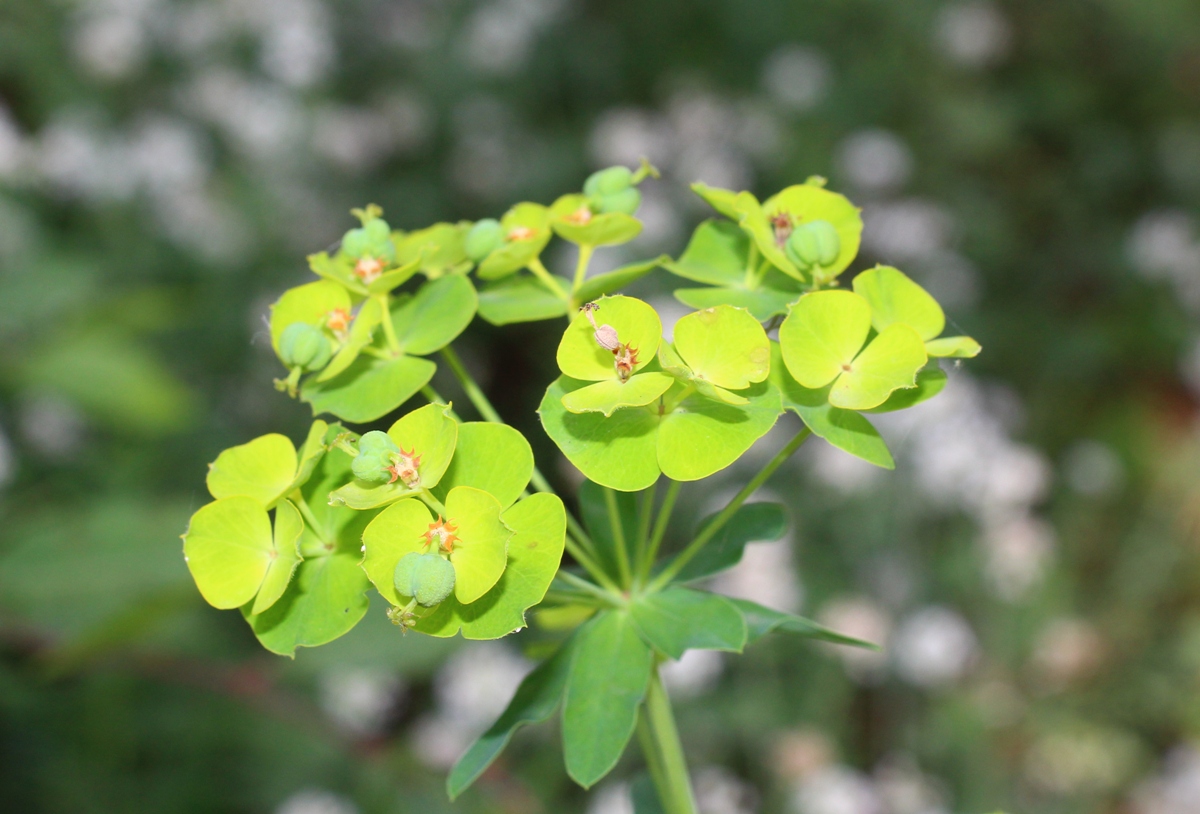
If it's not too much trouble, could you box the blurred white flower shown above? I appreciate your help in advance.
[1128,210,1200,313]
[711,538,802,614]
[460,0,564,76]
[873,754,949,814]
[587,782,634,814]
[72,9,148,81]
[128,115,210,195]
[275,789,359,814]
[153,186,252,265]
[934,1,1013,69]
[790,765,884,814]
[0,104,27,179]
[1031,618,1104,690]
[908,250,983,312]
[628,183,684,251]
[837,130,913,195]
[412,642,532,769]
[34,115,136,201]
[891,606,978,688]
[17,394,87,462]
[311,95,431,173]
[818,598,891,683]
[185,69,304,160]
[260,0,335,88]
[860,200,952,262]
[762,45,831,113]
[807,439,885,494]
[1183,336,1200,399]
[1023,725,1141,796]
[981,513,1054,601]
[589,108,674,169]
[647,295,693,342]
[1131,744,1200,814]
[317,666,404,738]
[661,648,724,698]
[694,765,759,814]
[1062,439,1125,497]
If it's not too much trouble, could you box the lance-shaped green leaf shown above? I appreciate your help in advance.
[667,502,788,583]
[317,297,383,382]
[550,193,643,247]
[563,611,653,788]
[448,638,574,799]
[672,305,770,391]
[852,266,981,359]
[665,219,805,321]
[541,377,782,491]
[476,203,553,280]
[301,354,436,424]
[557,295,661,381]
[629,586,747,659]
[206,434,297,507]
[778,290,927,411]
[329,403,458,510]
[269,280,352,356]
[769,342,894,469]
[758,183,862,282]
[414,492,566,639]
[477,274,571,325]
[242,450,372,656]
[251,499,304,615]
[390,275,478,356]
[395,221,471,278]
[183,496,275,610]
[432,422,533,509]
[573,256,669,306]
[730,598,880,649]
[863,366,948,414]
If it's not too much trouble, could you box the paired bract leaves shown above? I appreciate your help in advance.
[852,266,981,358]
[550,193,643,248]
[778,290,927,411]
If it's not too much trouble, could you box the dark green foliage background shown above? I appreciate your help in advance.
[3,1,1200,812]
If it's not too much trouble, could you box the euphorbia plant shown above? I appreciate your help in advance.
[182,168,979,813]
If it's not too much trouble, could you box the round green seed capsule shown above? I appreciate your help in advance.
[465,218,505,261]
[340,219,397,264]
[584,166,634,197]
[279,323,333,371]
[394,551,456,607]
[594,187,642,215]
[785,220,841,269]
[352,430,401,482]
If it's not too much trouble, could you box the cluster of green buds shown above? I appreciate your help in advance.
[352,430,423,489]
[341,205,399,285]
[783,219,841,274]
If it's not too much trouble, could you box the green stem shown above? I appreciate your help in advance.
[661,385,696,414]
[440,345,502,423]
[650,428,811,590]
[417,490,448,517]
[554,571,623,606]
[604,487,633,589]
[571,244,594,294]
[742,241,760,290]
[641,667,698,814]
[637,714,672,809]
[642,479,680,578]
[374,293,401,354]
[288,490,328,544]
[564,535,622,595]
[633,480,657,585]
[526,257,569,301]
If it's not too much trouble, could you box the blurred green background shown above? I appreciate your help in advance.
[3,1,1200,812]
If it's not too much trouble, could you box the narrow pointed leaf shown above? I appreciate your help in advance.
[669,503,788,583]
[448,640,575,799]
[629,587,747,659]
[563,611,653,788]
[731,598,880,649]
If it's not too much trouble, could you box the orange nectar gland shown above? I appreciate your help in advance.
[614,344,639,382]
[422,517,459,553]
[354,255,385,283]
[325,307,351,336]
[385,447,422,488]
[565,204,593,225]
[507,225,536,242]
[771,211,794,247]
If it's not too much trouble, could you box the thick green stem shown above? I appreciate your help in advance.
[642,479,681,578]
[526,257,569,301]
[571,244,594,294]
[417,490,447,517]
[633,480,657,585]
[604,487,633,589]
[375,293,402,354]
[640,668,698,814]
[650,428,811,590]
